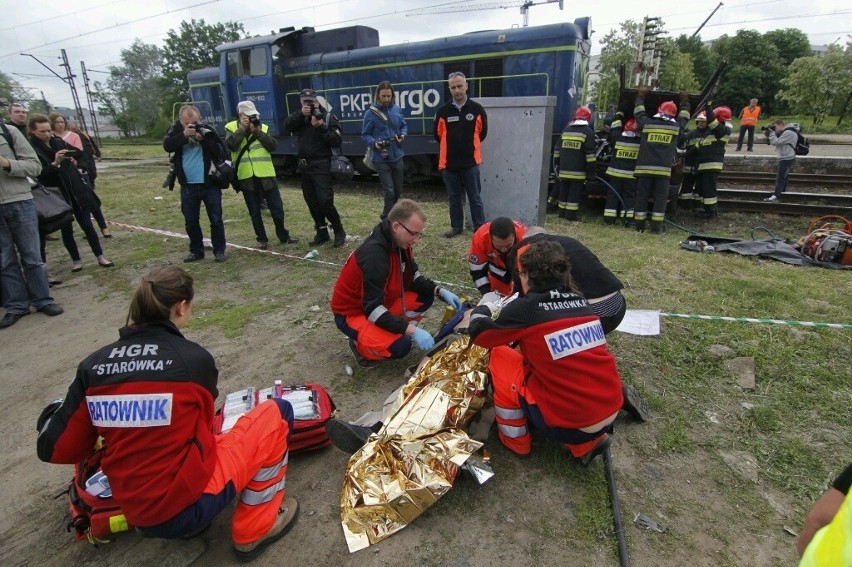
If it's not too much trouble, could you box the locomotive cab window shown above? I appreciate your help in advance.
[226,47,268,78]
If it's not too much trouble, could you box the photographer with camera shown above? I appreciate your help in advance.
[163,105,229,262]
[225,101,298,250]
[362,81,408,220]
[762,119,797,202]
[284,89,347,248]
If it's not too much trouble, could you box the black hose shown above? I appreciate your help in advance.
[604,445,631,567]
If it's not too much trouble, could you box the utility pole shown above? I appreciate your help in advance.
[80,62,102,145]
[59,49,88,133]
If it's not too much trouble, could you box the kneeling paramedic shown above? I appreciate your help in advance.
[331,199,461,368]
[468,239,624,464]
[36,266,298,562]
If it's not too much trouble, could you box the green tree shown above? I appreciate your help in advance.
[590,20,643,111]
[711,30,785,113]
[674,34,716,87]
[94,40,164,137]
[0,71,29,104]
[161,19,244,113]
[657,39,699,93]
[780,42,852,126]
[764,28,813,67]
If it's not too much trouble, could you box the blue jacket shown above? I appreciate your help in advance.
[361,103,407,164]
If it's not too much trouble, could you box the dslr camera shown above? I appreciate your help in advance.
[248,114,261,127]
[376,139,392,159]
[307,103,323,120]
[190,122,212,136]
[63,148,81,159]
[761,124,774,135]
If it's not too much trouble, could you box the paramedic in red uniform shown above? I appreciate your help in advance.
[36,266,298,562]
[331,199,462,368]
[468,239,624,464]
[468,216,526,296]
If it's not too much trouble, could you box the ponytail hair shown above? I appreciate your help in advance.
[126,266,194,326]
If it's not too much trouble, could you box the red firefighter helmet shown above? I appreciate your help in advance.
[624,118,638,132]
[658,101,678,116]
[574,106,592,120]
[695,112,707,122]
[713,106,732,122]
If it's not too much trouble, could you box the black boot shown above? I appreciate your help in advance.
[309,226,330,246]
[332,223,346,248]
[649,220,663,234]
[634,220,646,233]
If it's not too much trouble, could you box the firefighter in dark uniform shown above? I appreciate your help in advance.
[603,113,639,225]
[678,114,702,212]
[284,89,347,248]
[693,106,731,219]
[633,91,690,233]
[557,106,597,221]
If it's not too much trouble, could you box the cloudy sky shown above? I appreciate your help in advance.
[2,0,849,108]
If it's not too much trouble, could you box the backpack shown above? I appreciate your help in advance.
[785,125,810,156]
[65,447,131,544]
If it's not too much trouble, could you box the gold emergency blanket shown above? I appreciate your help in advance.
[340,336,489,552]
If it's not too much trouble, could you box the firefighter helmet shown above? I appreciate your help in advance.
[574,106,592,120]
[713,106,732,122]
[659,101,678,116]
[624,118,638,132]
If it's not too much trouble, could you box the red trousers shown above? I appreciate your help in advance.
[344,290,430,361]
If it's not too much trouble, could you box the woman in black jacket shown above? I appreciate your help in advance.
[28,114,113,270]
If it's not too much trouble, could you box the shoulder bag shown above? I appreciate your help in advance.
[31,181,74,234]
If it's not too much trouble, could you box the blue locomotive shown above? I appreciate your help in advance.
[188,18,592,176]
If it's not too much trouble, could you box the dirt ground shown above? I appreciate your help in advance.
[0,230,810,567]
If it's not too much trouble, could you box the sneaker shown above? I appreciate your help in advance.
[348,338,379,369]
[443,228,463,238]
[764,195,779,202]
[578,434,612,467]
[233,497,299,562]
[621,385,649,422]
[71,261,84,272]
[97,256,114,268]
[183,253,204,263]
[214,253,227,263]
[747,148,754,152]
[38,303,64,317]
[326,418,374,454]
[0,312,28,329]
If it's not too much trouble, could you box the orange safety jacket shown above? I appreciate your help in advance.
[740,106,761,127]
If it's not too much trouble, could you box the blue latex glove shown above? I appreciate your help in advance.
[411,327,435,351]
[438,288,462,310]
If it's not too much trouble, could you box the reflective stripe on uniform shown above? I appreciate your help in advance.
[497,423,528,438]
[240,477,286,506]
[367,304,389,323]
[494,406,525,420]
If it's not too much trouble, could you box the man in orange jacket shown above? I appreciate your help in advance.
[736,98,761,152]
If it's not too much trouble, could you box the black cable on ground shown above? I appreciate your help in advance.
[603,445,631,567]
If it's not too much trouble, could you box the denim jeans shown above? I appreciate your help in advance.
[242,181,289,243]
[375,159,404,219]
[442,165,485,231]
[774,159,795,197]
[0,200,53,313]
[180,183,226,256]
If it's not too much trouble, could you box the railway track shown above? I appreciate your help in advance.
[719,171,851,187]
[716,189,852,216]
